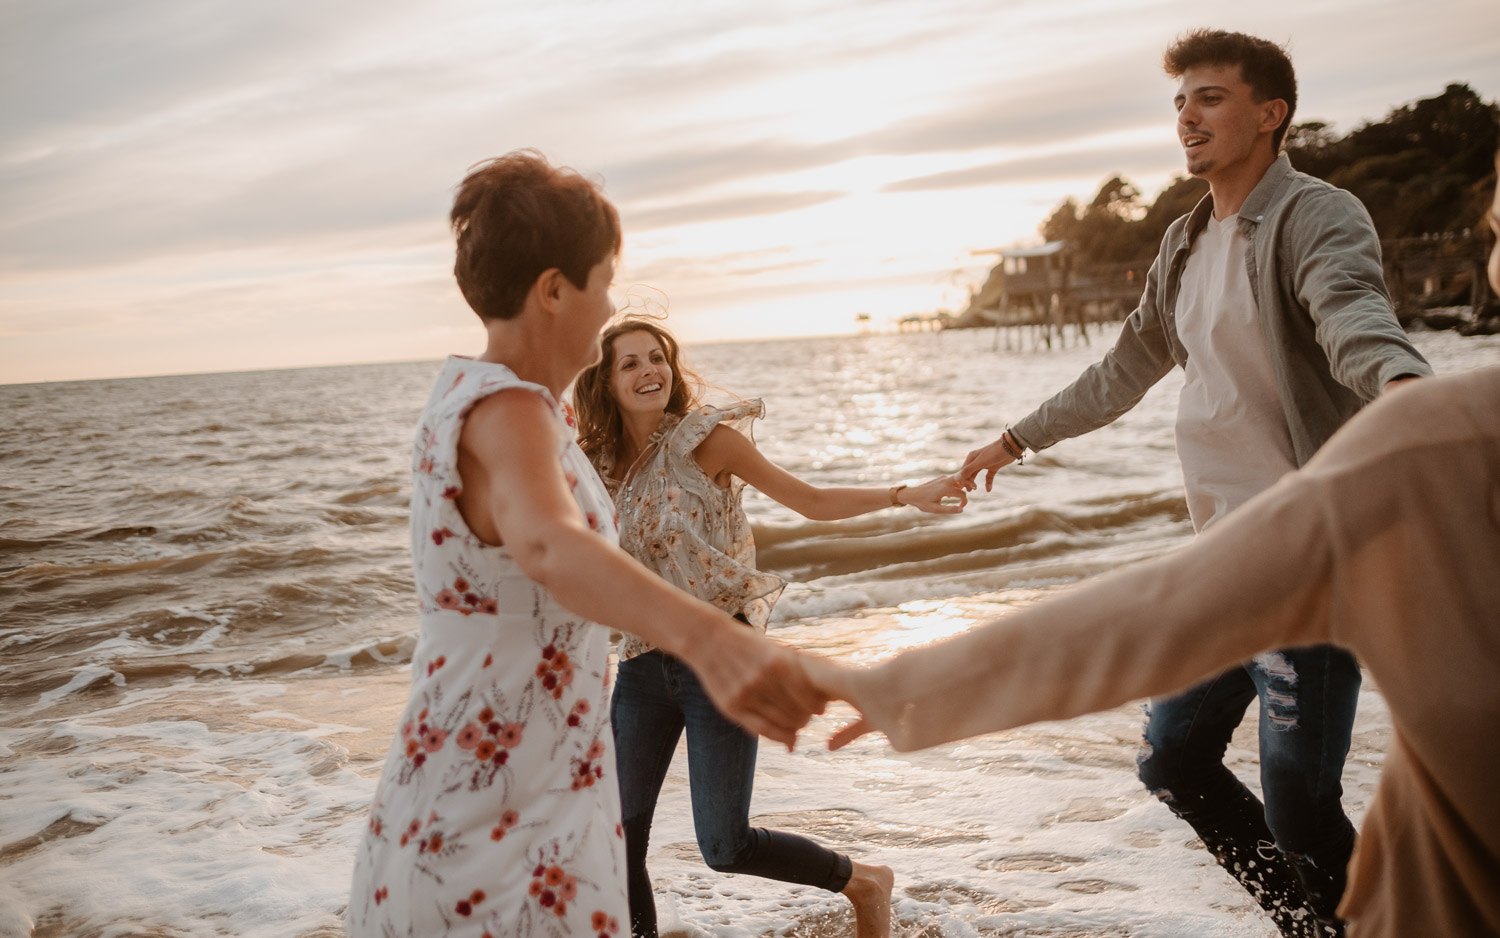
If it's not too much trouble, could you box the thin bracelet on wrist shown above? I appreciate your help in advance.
[1001,430,1025,464]
[888,483,908,507]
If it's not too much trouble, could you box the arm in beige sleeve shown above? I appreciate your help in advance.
[845,472,1339,751]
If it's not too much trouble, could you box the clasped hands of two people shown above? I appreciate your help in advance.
[716,436,1014,752]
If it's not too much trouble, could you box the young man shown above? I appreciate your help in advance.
[956,30,1432,938]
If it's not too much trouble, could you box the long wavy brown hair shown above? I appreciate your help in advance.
[574,316,704,466]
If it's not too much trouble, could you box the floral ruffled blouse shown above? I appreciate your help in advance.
[591,401,785,660]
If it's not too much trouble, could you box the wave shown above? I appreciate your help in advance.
[756,490,1189,583]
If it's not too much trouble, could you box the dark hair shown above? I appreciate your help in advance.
[449,149,621,322]
[1164,29,1297,152]
[574,316,703,462]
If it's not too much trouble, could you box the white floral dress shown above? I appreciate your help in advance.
[592,401,786,661]
[349,357,626,938]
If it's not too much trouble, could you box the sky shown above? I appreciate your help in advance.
[2,0,1498,384]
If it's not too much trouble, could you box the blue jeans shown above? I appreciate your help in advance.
[1137,644,1360,938]
[611,649,852,938]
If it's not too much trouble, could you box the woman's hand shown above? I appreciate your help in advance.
[898,475,969,514]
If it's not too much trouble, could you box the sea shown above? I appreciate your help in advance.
[1,327,1495,938]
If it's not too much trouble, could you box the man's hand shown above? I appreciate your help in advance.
[956,433,1021,492]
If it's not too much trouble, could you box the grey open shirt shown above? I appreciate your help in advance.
[1009,154,1433,468]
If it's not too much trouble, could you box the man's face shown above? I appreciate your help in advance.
[1174,63,1282,183]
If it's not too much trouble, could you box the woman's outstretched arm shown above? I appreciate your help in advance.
[692,424,967,520]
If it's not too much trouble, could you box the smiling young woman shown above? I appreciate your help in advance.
[572,314,968,938]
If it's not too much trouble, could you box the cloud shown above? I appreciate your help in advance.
[881,140,1179,193]
[625,247,820,285]
[627,189,848,231]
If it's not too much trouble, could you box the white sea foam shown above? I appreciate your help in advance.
[4,596,1396,938]
[0,703,375,938]
[36,665,125,705]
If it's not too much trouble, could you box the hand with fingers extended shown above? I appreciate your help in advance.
[687,623,830,750]
[955,430,1026,493]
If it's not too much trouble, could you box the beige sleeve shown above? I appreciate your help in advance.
[846,469,1339,751]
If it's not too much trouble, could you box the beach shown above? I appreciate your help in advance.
[2,328,1496,937]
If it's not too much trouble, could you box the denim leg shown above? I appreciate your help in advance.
[671,656,853,893]
[1138,664,1334,938]
[1249,645,1360,931]
[611,652,686,938]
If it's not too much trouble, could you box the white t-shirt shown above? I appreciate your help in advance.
[1173,212,1298,532]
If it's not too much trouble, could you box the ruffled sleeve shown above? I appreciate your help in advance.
[666,400,766,466]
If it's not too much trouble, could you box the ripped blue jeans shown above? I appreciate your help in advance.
[1137,644,1360,938]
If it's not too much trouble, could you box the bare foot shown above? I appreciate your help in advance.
[841,860,893,938]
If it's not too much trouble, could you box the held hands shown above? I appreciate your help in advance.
[692,622,830,750]
[694,631,881,753]
[898,475,969,514]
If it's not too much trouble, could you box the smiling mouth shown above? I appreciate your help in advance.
[636,383,662,394]
[1183,134,1210,151]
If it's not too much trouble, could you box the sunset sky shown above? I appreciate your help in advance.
[3,0,1498,383]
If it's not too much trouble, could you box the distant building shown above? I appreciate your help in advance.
[954,241,1144,332]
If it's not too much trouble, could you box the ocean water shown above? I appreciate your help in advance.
[1,328,1495,938]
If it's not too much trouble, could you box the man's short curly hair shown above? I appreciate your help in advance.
[1164,29,1297,152]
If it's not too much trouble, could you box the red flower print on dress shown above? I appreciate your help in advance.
[478,597,498,615]
[475,739,497,761]
[455,889,485,917]
[425,654,447,676]
[478,707,495,724]
[453,577,469,593]
[591,910,620,935]
[570,755,601,790]
[421,727,447,752]
[441,485,461,499]
[436,589,461,610]
[490,809,520,841]
[497,723,524,748]
[456,724,483,750]
[373,885,388,905]
[537,644,577,699]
